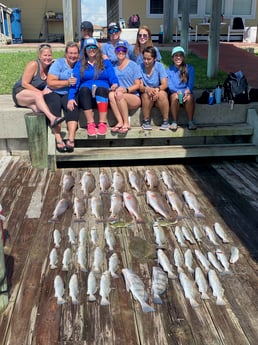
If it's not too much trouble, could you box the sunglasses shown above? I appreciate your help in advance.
[115,46,127,54]
[86,45,97,50]
[138,34,148,39]
[39,43,51,49]
[108,28,119,34]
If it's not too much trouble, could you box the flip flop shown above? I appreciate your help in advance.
[56,141,67,152]
[118,127,129,134]
[111,125,122,133]
[51,117,65,129]
[65,139,74,152]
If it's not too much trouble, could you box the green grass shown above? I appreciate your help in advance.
[0,50,227,94]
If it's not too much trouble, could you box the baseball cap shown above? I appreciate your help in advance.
[108,22,120,31]
[171,46,185,56]
[115,40,127,49]
[84,37,98,48]
[81,21,93,31]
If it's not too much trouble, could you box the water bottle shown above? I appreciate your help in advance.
[208,92,214,105]
[92,84,97,98]
[215,83,222,104]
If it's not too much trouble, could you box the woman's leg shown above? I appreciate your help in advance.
[109,91,124,129]
[61,94,79,146]
[141,92,154,121]
[155,90,169,121]
[78,87,96,135]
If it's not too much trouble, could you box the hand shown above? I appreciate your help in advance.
[67,99,77,111]
[68,76,77,86]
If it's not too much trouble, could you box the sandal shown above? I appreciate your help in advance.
[50,117,65,129]
[56,141,67,153]
[118,127,129,134]
[65,139,74,152]
[111,125,122,133]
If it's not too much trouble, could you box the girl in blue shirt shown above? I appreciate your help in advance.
[139,46,169,130]
[167,46,196,131]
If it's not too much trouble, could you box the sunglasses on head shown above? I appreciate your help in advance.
[138,33,148,39]
[86,45,97,50]
[108,28,119,34]
[39,43,51,49]
[115,46,127,53]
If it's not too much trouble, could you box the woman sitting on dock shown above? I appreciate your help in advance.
[45,42,80,152]
[12,43,65,131]
[139,46,169,130]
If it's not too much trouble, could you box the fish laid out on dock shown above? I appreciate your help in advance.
[203,225,219,245]
[157,249,177,279]
[229,246,240,264]
[87,271,98,301]
[145,169,159,190]
[99,169,111,193]
[90,195,104,222]
[49,248,58,269]
[62,171,75,193]
[108,253,120,278]
[100,270,111,306]
[151,266,168,304]
[69,273,79,304]
[195,267,210,300]
[179,272,199,308]
[213,222,230,243]
[53,229,61,248]
[81,171,96,197]
[73,196,86,222]
[208,269,226,305]
[122,268,155,313]
[153,221,167,247]
[128,169,144,194]
[62,247,72,271]
[109,192,123,221]
[123,192,144,223]
[146,190,175,221]
[182,190,205,218]
[161,170,174,190]
[112,170,125,193]
[49,198,69,222]
[54,275,66,305]
[165,190,185,219]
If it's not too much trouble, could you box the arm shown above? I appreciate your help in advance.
[21,60,42,92]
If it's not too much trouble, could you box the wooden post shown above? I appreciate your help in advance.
[163,0,174,44]
[0,225,8,313]
[181,0,190,55]
[62,0,74,43]
[24,113,48,169]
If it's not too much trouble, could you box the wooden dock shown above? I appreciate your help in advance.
[0,156,258,345]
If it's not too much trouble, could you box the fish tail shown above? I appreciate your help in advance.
[57,297,66,305]
[61,266,68,271]
[216,297,226,305]
[100,297,110,306]
[168,271,177,279]
[71,298,79,304]
[48,217,59,223]
[50,264,58,269]
[153,294,163,305]
[189,298,199,308]
[88,294,97,302]
[141,301,155,313]
[79,266,88,273]
[201,292,210,300]
[194,211,205,218]
[111,272,119,278]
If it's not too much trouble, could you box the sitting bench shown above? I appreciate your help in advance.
[1,95,258,171]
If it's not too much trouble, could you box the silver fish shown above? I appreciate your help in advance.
[49,248,58,269]
[100,270,111,306]
[112,170,125,193]
[81,171,96,197]
[166,190,185,219]
[213,222,230,243]
[146,190,174,221]
[174,248,184,273]
[79,227,87,246]
[73,196,86,221]
[53,229,61,248]
[192,225,203,242]
[203,225,219,245]
[145,169,159,190]
[161,170,174,190]
[151,266,168,304]
[208,269,226,305]
[215,249,231,273]
[229,246,239,264]
[87,271,97,301]
[122,268,155,313]
[108,253,120,278]
[153,221,166,247]
[69,273,79,304]
[99,169,111,193]
[92,246,104,273]
[68,226,76,245]
[207,251,223,272]
[62,248,72,271]
[54,275,65,304]
[182,191,205,218]
[195,267,209,299]
[128,169,144,194]
[91,195,103,222]
[77,245,87,272]
[90,227,98,246]
[62,172,75,193]
[104,225,116,251]
[181,226,196,244]
[49,198,69,222]
[175,226,187,247]
[184,248,194,273]
[123,192,144,223]
[195,249,210,271]
[109,192,123,221]
[179,272,199,308]
[157,249,177,279]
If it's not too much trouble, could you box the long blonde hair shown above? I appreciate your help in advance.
[134,25,154,56]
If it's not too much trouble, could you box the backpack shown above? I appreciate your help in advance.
[223,72,249,104]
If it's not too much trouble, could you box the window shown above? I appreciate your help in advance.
[232,0,252,15]
[150,0,163,14]
[205,0,225,15]
[178,0,198,15]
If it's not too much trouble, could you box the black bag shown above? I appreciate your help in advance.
[196,90,209,104]
[249,88,258,102]
[223,72,249,104]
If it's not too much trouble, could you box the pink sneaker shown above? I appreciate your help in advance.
[87,122,97,136]
[97,122,108,135]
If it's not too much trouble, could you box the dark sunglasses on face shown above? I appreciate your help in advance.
[86,45,97,50]
[138,33,148,39]
[115,46,127,54]
[108,28,119,34]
